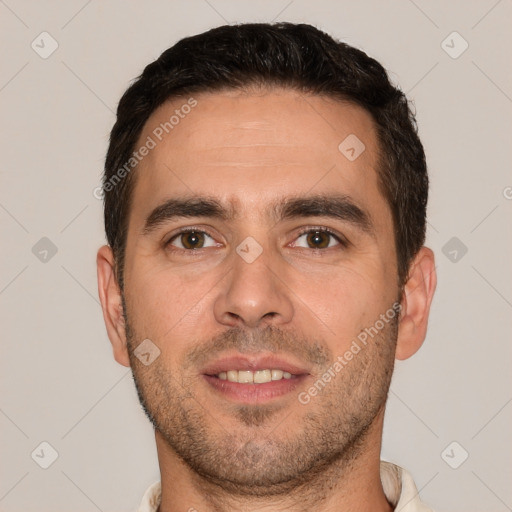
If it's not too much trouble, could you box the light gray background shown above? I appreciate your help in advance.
[1,1,511,511]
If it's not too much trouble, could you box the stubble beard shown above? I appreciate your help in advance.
[123,297,398,497]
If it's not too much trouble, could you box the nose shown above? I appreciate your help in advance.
[213,244,294,329]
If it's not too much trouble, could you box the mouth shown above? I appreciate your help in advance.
[216,368,295,383]
[201,355,310,404]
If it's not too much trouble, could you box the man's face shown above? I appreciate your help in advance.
[121,88,400,492]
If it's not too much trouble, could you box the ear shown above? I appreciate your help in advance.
[395,246,437,360]
[96,245,130,367]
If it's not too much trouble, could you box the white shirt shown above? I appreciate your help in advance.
[137,461,434,512]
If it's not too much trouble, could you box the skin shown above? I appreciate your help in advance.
[97,88,436,512]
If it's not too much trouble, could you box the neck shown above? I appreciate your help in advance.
[155,410,392,512]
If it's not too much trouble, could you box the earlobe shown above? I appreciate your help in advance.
[96,245,131,367]
[395,247,437,361]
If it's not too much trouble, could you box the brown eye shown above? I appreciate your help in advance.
[180,231,205,249]
[167,230,217,250]
[305,231,331,249]
[294,229,342,250]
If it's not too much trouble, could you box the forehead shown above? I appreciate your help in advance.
[128,88,386,230]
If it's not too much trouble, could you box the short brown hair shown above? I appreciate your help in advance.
[103,22,428,291]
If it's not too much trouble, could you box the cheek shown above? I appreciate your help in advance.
[128,259,220,344]
[297,263,392,351]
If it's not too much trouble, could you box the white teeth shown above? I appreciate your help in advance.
[254,369,271,383]
[216,369,295,383]
[271,369,284,380]
[238,370,253,383]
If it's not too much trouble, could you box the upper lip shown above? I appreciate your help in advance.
[201,354,311,376]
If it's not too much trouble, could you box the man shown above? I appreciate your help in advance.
[97,22,437,511]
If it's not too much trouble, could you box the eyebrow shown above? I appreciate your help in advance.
[141,194,375,238]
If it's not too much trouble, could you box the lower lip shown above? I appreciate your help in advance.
[203,374,308,404]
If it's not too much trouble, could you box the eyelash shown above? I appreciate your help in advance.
[164,226,349,252]
[293,227,349,249]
